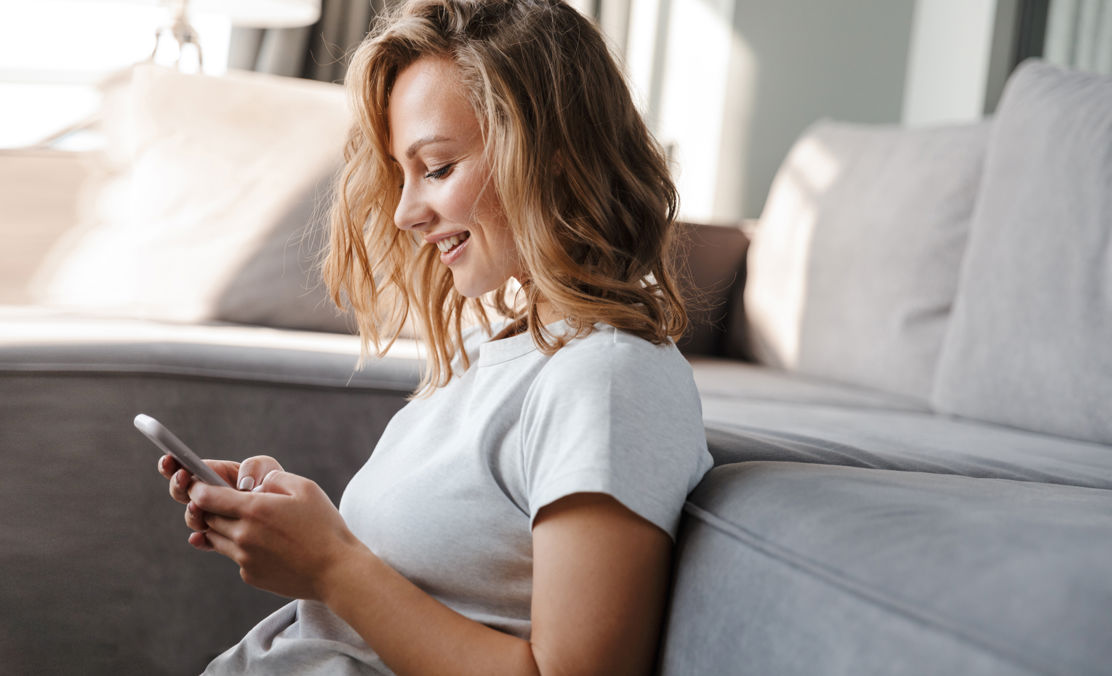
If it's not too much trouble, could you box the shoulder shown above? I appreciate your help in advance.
[519,323,712,539]
[555,323,690,374]
[529,323,699,408]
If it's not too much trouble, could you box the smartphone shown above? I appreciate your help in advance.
[134,413,231,488]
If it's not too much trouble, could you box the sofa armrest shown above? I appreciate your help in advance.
[674,221,753,359]
[0,311,418,675]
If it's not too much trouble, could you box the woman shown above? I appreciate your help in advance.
[158,0,712,673]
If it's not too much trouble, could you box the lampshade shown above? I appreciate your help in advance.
[113,0,322,28]
[186,0,321,28]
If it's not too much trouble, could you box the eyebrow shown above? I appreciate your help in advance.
[405,135,451,159]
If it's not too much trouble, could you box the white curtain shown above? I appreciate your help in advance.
[1045,0,1112,75]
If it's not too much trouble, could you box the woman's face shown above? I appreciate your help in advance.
[388,56,521,298]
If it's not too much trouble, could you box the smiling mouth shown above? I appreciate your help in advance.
[436,232,471,254]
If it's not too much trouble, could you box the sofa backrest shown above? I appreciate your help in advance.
[930,60,1112,446]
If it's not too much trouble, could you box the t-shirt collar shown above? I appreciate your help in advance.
[477,319,569,366]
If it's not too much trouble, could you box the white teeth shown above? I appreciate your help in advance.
[435,233,468,253]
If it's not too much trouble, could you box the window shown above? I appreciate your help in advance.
[0,1,230,149]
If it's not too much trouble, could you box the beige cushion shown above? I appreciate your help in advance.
[34,64,354,333]
[0,150,93,304]
[744,120,988,402]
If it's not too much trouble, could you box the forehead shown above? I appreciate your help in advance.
[387,56,479,159]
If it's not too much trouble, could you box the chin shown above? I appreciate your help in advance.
[449,272,494,299]
[453,272,518,299]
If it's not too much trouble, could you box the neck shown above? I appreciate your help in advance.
[491,303,563,341]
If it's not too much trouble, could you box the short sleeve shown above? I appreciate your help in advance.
[520,328,713,540]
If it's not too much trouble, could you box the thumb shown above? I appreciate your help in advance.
[254,469,301,495]
[236,455,283,492]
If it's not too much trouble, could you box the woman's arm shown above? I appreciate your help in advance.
[529,492,673,675]
[187,475,672,676]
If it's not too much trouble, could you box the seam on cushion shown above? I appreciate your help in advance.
[0,362,418,393]
[707,401,1112,455]
[704,423,1112,490]
[681,501,1053,676]
[700,392,927,413]
[708,423,970,475]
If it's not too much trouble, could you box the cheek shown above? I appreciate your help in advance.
[482,216,519,270]
[471,191,517,261]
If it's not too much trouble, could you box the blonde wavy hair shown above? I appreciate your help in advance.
[324,0,686,395]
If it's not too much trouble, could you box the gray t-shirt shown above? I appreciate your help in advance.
[205,322,712,674]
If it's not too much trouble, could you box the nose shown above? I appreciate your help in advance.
[393,181,433,231]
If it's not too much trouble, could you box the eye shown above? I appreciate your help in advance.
[424,163,453,180]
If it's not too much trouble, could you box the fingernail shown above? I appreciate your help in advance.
[238,476,255,491]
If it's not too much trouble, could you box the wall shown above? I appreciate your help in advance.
[902,0,1020,127]
[623,0,916,223]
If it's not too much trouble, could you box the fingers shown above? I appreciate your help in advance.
[182,481,245,554]
[158,452,194,505]
[191,512,245,562]
[185,500,207,531]
[235,455,284,492]
[168,468,194,505]
[253,470,299,495]
[188,530,215,552]
[195,526,237,561]
[157,454,180,479]
[189,481,252,518]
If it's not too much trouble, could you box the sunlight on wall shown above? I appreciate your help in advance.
[712,25,757,222]
[625,0,663,117]
[655,0,734,223]
[791,137,840,192]
[902,0,998,126]
[625,0,759,224]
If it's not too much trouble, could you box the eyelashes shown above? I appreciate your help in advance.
[399,163,454,190]
[424,164,453,180]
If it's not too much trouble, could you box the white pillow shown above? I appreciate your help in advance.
[931,61,1112,445]
[745,120,989,402]
[35,64,353,333]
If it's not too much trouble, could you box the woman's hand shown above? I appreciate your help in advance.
[157,453,284,545]
[186,471,365,601]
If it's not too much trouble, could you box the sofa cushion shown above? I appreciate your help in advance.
[931,60,1112,445]
[33,65,354,334]
[700,394,1112,490]
[745,120,988,403]
[658,462,1112,676]
[690,357,927,412]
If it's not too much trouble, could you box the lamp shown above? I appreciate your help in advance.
[148,0,322,69]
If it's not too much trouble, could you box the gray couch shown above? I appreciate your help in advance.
[2,59,1110,675]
